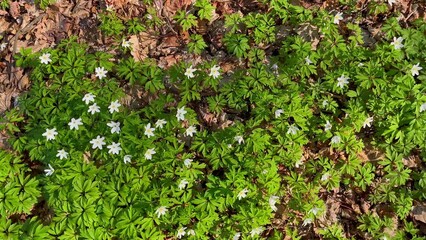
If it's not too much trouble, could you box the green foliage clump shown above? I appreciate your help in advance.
[1,1,426,239]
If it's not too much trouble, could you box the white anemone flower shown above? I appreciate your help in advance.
[90,136,106,150]
[250,227,264,237]
[287,125,299,135]
[234,135,244,144]
[363,116,374,128]
[411,63,422,77]
[187,229,195,236]
[122,39,131,48]
[42,128,58,141]
[275,109,284,118]
[337,74,350,89]
[108,100,121,114]
[144,123,155,138]
[184,158,193,168]
[184,65,196,78]
[177,227,186,239]
[420,103,426,113]
[145,148,156,160]
[178,179,189,190]
[107,121,121,134]
[155,206,168,218]
[333,12,343,24]
[324,120,332,131]
[123,155,132,164]
[233,232,241,240]
[39,53,52,64]
[82,93,95,104]
[390,37,404,50]
[331,135,341,144]
[269,195,280,212]
[155,119,167,129]
[88,103,100,115]
[95,67,107,79]
[321,172,331,181]
[68,118,83,130]
[176,107,187,121]
[237,188,249,200]
[107,142,122,155]
[0,42,7,51]
[209,65,221,79]
[185,126,197,137]
[44,164,55,176]
[56,149,69,160]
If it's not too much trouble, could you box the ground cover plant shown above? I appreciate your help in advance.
[1,0,426,239]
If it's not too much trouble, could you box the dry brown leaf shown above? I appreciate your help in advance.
[83,151,91,164]
[158,54,182,69]
[128,32,158,62]
[163,0,195,18]
[8,2,20,19]
[403,155,422,168]
[218,112,233,129]
[0,91,12,113]
[357,151,369,163]
[214,1,233,15]
[199,107,217,126]
[318,196,340,227]
[413,205,426,224]
[128,35,142,61]
[0,88,19,114]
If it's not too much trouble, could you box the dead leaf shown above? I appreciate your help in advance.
[128,35,141,61]
[158,54,182,69]
[218,112,232,129]
[214,1,233,15]
[163,0,195,18]
[128,32,157,62]
[83,152,91,164]
[8,2,20,19]
[403,155,422,168]
[413,204,426,224]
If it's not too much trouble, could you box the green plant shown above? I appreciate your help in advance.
[100,13,126,36]
[188,34,207,54]
[34,0,55,9]
[2,1,426,239]
[0,0,9,10]
[195,0,215,22]
[174,10,198,31]
[223,34,250,58]
[126,18,146,34]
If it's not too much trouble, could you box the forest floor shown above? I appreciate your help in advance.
[1,0,426,239]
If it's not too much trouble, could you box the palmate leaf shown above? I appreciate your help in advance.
[192,194,216,214]
[0,218,20,239]
[195,0,215,21]
[116,58,142,84]
[60,226,79,240]
[70,199,98,227]
[114,206,144,238]
[20,218,52,240]
[196,211,219,235]
[140,226,165,240]
[1,186,19,215]
[80,224,113,240]
[247,128,271,154]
